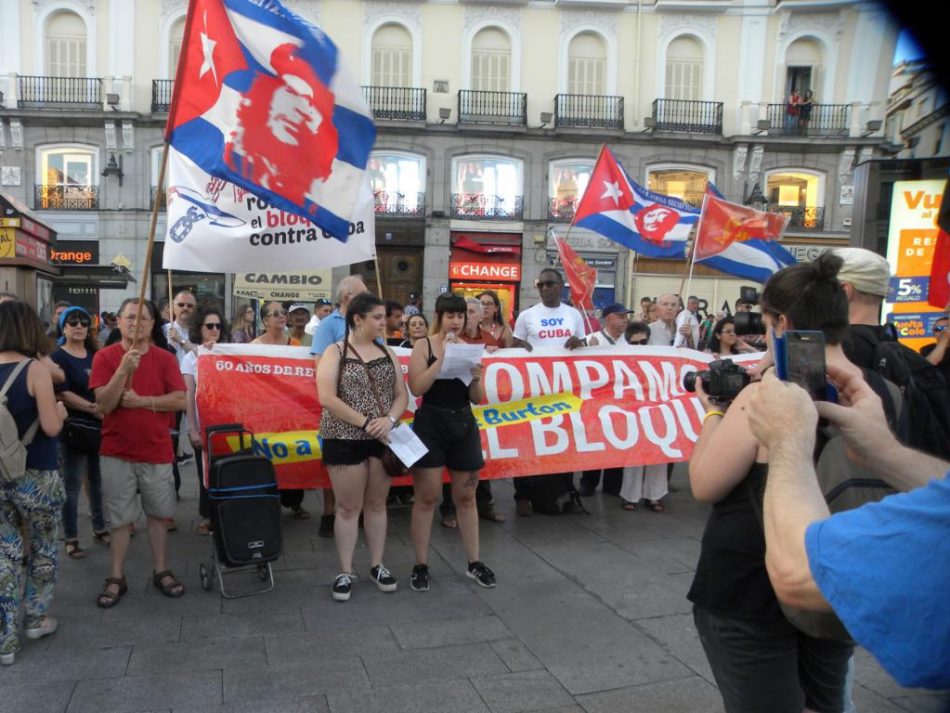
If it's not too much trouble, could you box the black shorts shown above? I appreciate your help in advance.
[412,404,484,472]
[322,438,385,466]
[693,605,853,713]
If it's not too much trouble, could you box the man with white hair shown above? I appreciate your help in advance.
[834,247,894,370]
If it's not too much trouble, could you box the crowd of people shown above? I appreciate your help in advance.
[1,248,947,706]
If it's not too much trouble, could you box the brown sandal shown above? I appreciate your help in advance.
[96,576,128,609]
[152,570,185,598]
[65,540,86,559]
[478,507,506,523]
[646,500,665,513]
[622,500,638,512]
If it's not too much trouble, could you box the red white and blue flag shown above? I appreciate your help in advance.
[163,0,375,250]
[695,184,797,283]
[571,145,697,259]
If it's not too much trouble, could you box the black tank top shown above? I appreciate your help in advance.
[686,462,784,621]
[420,337,470,409]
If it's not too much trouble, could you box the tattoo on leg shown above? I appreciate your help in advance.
[465,473,478,488]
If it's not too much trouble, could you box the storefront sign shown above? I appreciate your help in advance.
[49,241,99,265]
[885,179,946,350]
[449,261,521,281]
[785,244,834,262]
[15,234,48,261]
[233,270,333,301]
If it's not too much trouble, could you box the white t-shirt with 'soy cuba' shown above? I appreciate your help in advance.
[514,302,587,348]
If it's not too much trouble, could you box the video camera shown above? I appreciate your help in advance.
[734,286,765,337]
[683,359,751,403]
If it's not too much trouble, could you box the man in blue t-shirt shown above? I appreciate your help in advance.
[746,365,950,691]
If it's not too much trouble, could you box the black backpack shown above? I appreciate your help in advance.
[854,324,950,460]
[527,474,586,515]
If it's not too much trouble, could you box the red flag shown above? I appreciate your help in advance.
[929,228,950,309]
[695,193,789,260]
[556,238,597,312]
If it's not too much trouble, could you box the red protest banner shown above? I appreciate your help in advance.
[197,344,759,489]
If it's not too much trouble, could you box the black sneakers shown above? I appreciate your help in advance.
[331,572,355,602]
[409,564,430,592]
[466,561,496,588]
[370,564,397,593]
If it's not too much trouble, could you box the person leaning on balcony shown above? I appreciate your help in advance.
[785,89,801,132]
[798,90,816,134]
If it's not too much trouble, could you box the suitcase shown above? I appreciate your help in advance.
[200,423,283,598]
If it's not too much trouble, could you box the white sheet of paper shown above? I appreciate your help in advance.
[386,424,428,468]
[438,343,484,385]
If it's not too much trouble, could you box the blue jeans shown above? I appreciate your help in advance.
[61,444,105,538]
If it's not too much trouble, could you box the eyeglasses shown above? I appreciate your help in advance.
[203,323,222,330]
[628,338,649,345]
[265,309,287,317]
[65,317,90,327]
[536,281,560,289]
[936,325,947,333]
[175,302,196,309]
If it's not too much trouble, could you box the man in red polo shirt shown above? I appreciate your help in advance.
[90,298,187,608]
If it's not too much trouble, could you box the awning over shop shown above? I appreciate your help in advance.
[53,264,131,290]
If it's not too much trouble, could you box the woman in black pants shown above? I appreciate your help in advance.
[407,293,495,592]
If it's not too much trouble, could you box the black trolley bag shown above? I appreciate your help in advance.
[200,423,283,599]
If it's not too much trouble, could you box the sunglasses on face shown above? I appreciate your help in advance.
[536,281,561,289]
[65,317,90,327]
[628,338,648,345]
[203,322,222,330]
[936,325,947,333]
[265,309,287,318]
[175,302,196,309]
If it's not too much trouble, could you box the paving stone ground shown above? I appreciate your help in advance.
[1,463,946,713]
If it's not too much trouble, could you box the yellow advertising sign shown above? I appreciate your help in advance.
[0,218,21,228]
[885,179,947,351]
[0,228,15,259]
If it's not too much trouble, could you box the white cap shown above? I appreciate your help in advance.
[833,248,891,298]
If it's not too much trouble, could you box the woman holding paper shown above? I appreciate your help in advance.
[407,293,496,592]
[315,292,408,602]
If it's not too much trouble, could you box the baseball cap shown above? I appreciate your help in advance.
[833,248,891,297]
[602,303,634,318]
[288,303,311,313]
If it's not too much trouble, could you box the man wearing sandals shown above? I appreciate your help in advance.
[89,299,188,607]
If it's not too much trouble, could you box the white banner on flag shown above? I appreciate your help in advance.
[162,147,376,272]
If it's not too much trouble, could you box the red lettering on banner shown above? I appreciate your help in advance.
[195,346,760,490]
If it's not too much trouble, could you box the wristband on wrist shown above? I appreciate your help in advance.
[387,415,397,426]
[150,397,156,413]
[361,416,371,431]
[703,409,725,424]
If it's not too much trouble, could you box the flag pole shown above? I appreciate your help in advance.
[125,142,170,387]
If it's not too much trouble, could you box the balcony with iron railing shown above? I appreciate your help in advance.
[651,99,723,134]
[764,104,851,137]
[362,86,426,121]
[450,193,524,220]
[458,90,527,126]
[152,80,174,113]
[554,94,624,130]
[17,76,102,109]
[373,190,425,217]
[766,204,825,231]
[548,197,579,223]
[35,184,99,211]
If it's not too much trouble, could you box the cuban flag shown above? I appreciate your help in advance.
[695,184,797,283]
[164,0,375,243]
[572,145,697,259]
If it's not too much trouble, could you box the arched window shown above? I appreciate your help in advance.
[646,164,714,209]
[451,155,524,219]
[169,17,186,79]
[36,144,98,210]
[471,28,511,92]
[765,170,825,230]
[785,37,823,99]
[371,23,412,87]
[368,151,426,216]
[665,35,703,101]
[548,159,594,221]
[45,11,86,77]
[568,32,606,96]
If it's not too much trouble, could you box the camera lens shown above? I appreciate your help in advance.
[734,312,765,336]
[683,371,701,393]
